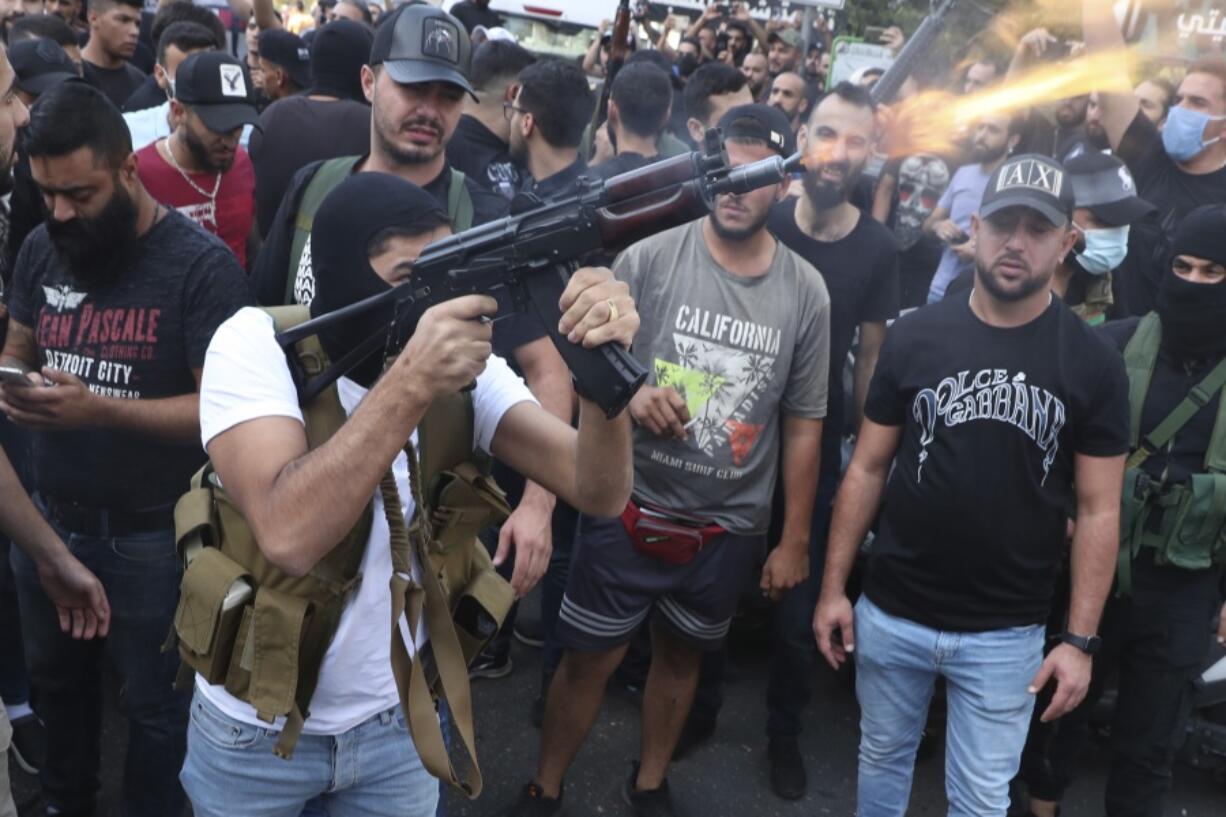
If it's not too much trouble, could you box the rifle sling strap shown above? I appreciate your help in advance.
[380,439,483,798]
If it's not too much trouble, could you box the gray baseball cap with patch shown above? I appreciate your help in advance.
[369,4,475,100]
[1064,152,1156,227]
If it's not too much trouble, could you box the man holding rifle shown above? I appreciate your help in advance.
[183,170,639,816]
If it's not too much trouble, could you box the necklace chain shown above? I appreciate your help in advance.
[161,137,221,203]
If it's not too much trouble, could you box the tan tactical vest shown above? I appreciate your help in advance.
[170,305,514,798]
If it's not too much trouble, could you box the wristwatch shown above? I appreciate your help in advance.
[1061,631,1102,655]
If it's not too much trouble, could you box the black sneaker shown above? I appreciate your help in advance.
[496,782,562,816]
[513,615,545,648]
[469,649,514,680]
[670,715,715,761]
[622,763,681,817]
[768,736,807,800]
[9,713,46,775]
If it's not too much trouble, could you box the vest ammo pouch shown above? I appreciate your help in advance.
[1122,468,1226,571]
[169,306,513,798]
[1118,313,1226,595]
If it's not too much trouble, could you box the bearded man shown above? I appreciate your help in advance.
[0,80,250,817]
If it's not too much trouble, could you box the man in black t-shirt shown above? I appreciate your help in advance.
[80,0,146,108]
[1085,3,1226,319]
[507,59,594,200]
[0,83,250,817]
[763,80,899,801]
[589,62,672,181]
[251,7,507,305]
[249,20,374,238]
[814,153,1129,817]
[445,39,535,199]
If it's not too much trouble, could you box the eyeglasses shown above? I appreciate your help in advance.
[502,101,528,121]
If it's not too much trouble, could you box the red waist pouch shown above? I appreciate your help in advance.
[619,501,724,566]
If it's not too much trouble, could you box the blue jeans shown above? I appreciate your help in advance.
[181,691,439,817]
[854,596,1044,817]
[10,518,188,817]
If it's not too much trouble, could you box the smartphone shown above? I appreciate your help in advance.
[948,229,970,245]
[864,26,887,42]
[0,366,34,387]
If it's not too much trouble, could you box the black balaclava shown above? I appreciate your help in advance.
[1157,204,1226,362]
[309,172,449,388]
[308,20,374,102]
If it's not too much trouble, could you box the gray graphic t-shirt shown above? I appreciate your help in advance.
[615,219,831,534]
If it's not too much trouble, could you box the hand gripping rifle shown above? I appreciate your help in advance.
[869,0,957,106]
[276,130,803,417]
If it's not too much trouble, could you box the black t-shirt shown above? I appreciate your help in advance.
[527,157,588,201]
[769,197,900,458]
[7,212,252,510]
[251,158,509,306]
[589,151,656,180]
[250,96,373,238]
[863,294,1130,631]
[82,60,147,108]
[121,74,165,113]
[449,1,503,32]
[1015,111,1091,162]
[445,114,523,200]
[1111,110,1226,318]
[1118,110,1226,232]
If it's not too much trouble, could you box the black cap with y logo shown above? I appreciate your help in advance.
[370,4,475,100]
[174,51,261,135]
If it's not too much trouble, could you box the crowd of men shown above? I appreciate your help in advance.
[0,1,1223,816]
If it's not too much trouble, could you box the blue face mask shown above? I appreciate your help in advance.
[1162,106,1226,163]
[1074,222,1130,275]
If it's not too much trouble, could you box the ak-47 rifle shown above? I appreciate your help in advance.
[869,0,957,106]
[595,0,633,130]
[278,130,802,418]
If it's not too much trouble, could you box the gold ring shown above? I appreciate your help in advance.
[606,299,620,323]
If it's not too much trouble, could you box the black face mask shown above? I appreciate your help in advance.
[46,181,140,291]
[677,54,699,78]
[308,172,449,389]
[1156,273,1226,362]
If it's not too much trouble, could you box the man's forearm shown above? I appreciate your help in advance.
[820,461,888,596]
[253,376,432,575]
[572,399,633,516]
[853,354,876,428]
[1066,507,1118,636]
[94,393,202,444]
[517,339,574,511]
[0,446,67,567]
[778,416,822,550]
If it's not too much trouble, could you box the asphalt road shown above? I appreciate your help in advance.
[9,592,1225,816]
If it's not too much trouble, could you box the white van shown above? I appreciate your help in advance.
[440,0,608,60]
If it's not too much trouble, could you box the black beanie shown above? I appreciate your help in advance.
[309,20,374,103]
[309,172,449,388]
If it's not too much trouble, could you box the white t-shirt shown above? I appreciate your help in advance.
[195,307,535,735]
[123,101,254,153]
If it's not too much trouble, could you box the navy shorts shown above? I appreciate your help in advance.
[557,513,765,652]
